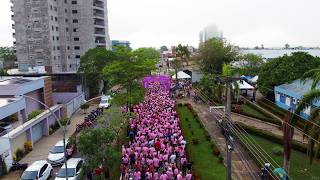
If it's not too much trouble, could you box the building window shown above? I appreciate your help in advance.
[56,26,58,31]
[75,55,80,59]
[73,28,78,32]
[54,7,57,11]
[52,36,54,40]
[56,37,59,41]
[54,56,56,60]
[66,28,69,32]
[53,46,55,50]
[64,0,67,3]
[74,46,80,50]
[72,19,78,23]
[67,46,70,50]
[65,18,68,23]
[74,37,79,41]
[51,16,53,20]
[55,17,58,21]
[52,26,54,31]
[57,46,60,50]
[50,5,53,10]
[72,10,78,14]
[65,9,68,13]
[71,0,77,4]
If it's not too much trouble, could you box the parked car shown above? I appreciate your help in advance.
[20,160,53,180]
[55,158,84,180]
[98,95,112,109]
[47,140,68,166]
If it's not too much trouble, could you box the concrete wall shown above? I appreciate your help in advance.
[25,89,44,115]
[52,92,81,104]
[0,137,13,173]
[10,132,27,155]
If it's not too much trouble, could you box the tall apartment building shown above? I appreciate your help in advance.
[199,24,223,44]
[11,0,111,73]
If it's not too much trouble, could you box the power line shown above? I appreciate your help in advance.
[193,89,284,179]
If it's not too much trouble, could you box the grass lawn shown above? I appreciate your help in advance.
[242,103,272,120]
[247,134,320,180]
[177,105,226,179]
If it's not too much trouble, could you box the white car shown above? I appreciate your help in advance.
[20,160,53,180]
[55,158,84,180]
[99,95,111,108]
[47,140,68,166]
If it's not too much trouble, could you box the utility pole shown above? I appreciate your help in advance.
[215,76,241,180]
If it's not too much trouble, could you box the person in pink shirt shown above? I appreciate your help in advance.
[176,173,183,180]
[186,171,192,180]
[134,171,141,180]
[160,173,168,180]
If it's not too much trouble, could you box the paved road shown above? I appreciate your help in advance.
[2,105,97,180]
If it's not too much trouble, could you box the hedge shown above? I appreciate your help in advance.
[234,122,308,154]
[27,110,45,120]
[257,99,311,130]
[239,102,282,126]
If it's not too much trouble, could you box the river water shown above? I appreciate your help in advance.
[241,49,320,59]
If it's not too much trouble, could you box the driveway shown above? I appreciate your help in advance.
[2,105,97,180]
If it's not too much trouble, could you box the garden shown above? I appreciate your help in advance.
[177,103,226,179]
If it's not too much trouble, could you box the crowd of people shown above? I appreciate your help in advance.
[121,81,193,180]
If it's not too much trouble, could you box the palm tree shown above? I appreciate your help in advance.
[282,67,320,174]
[294,89,320,164]
[301,67,320,89]
[176,44,190,66]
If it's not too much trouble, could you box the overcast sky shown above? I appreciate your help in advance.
[1,0,320,49]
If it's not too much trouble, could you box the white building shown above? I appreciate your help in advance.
[199,24,223,44]
[11,0,111,73]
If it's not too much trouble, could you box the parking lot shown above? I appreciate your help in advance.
[2,105,97,180]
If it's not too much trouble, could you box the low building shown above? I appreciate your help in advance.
[111,40,130,50]
[0,76,84,171]
[274,79,318,120]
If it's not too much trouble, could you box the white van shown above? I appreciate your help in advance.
[99,95,112,108]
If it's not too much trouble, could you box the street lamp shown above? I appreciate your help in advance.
[20,94,103,180]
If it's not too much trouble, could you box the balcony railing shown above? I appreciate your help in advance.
[93,12,104,17]
[94,31,105,35]
[95,40,106,44]
[94,21,105,26]
[93,3,104,8]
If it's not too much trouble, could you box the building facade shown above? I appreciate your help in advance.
[111,40,130,50]
[199,24,223,44]
[0,76,85,171]
[11,0,111,73]
[274,79,319,120]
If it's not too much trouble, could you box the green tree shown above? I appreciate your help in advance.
[80,103,90,114]
[103,48,156,109]
[0,69,8,76]
[198,38,238,75]
[258,52,320,95]
[78,48,118,97]
[176,44,190,66]
[77,128,119,178]
[160,45,168,52]
[232,53,264,76]
[133,47,160,62]
[0,47,16,61]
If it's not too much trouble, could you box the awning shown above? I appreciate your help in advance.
[172,71,191,79]
[238,80,254,90]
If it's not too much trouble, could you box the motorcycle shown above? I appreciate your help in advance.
[9,162,28,171]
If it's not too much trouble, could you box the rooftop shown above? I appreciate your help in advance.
[277,79,319,96]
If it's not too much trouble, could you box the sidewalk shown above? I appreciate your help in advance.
[178,98,260,180]
[2,105,97,180]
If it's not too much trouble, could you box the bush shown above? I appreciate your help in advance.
[49,128,53,135]
[24,141,33,152]
[27,110,44,120]
[213,148,221,156]
[60,117,70,126]
[218,155,224,164]
[15,148,25,161]
[80,103,90,114]
[192,138,200,145]
[235,122,309,154]
[0,158,8,176]
[272,146,283,156]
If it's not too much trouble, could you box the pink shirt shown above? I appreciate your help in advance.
[186,173,192,180]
